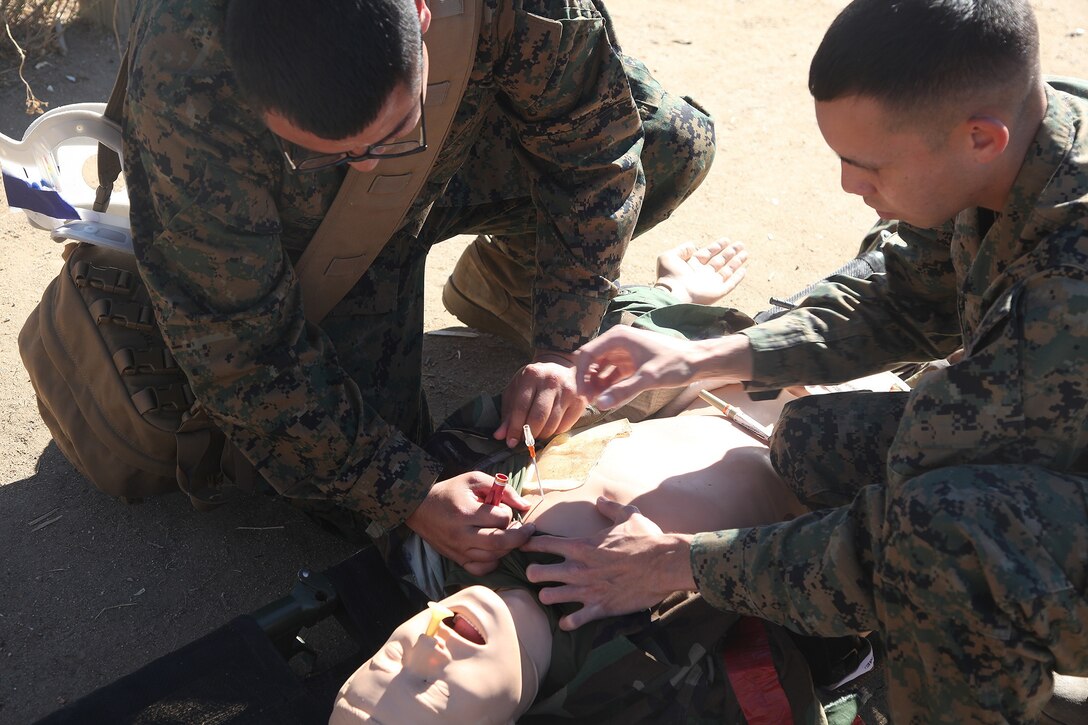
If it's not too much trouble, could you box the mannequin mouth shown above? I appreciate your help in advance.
[443,611,485,645]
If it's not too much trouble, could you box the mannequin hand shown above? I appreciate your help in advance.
[655,239,748,304]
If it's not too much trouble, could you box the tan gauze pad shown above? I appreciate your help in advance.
[534,419,632,492]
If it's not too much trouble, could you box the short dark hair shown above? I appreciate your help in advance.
[809,0,1039,112]
[224,0,422,140]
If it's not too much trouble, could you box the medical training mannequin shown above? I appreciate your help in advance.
[327,239,820,723]
[330,382,807,724]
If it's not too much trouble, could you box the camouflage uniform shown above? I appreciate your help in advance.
[692,81,1088,723]
[122,0,714,535]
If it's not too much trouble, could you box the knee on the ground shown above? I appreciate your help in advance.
[768,396,854,509]
[638,94,716,227]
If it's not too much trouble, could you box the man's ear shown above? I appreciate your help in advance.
[417,0,432,34]
[966,114,1010,163]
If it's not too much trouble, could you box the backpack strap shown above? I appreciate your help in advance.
[294,0,483,323]
[93,49,128,213]
[96,1,481,321]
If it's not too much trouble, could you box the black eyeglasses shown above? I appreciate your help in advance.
[276,88,428,174]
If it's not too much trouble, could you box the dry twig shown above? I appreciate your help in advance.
[92,602,137,620]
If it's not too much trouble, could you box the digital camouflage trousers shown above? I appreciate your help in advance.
[768,391,1088,724]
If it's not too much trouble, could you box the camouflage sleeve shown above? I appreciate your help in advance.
[495,0,645,352]
[124,3,441,532]
[688,489,884,636]
[742,222,964,388]
[689,257,1088,626]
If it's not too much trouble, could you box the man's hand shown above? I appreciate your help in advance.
[573,327,755,410]
[521,497,696,630]
[495,351,584,447]
[571,327,704,410]
[405,472,535,576]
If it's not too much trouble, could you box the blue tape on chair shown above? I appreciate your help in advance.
[3,171,81,220]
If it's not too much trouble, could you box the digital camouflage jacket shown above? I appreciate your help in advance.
[695,79,1088,634]
[122,0,653,530]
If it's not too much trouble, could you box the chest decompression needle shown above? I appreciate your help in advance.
[698,389,772,445]
[486,472,509,507]
[523,424,545,495]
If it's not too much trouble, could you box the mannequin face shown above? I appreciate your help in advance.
[330,586,526,724]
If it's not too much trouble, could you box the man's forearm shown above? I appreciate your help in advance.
[687,334,755,382]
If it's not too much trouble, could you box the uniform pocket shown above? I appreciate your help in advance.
[888,288,1025,483]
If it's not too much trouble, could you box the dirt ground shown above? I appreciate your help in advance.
[0,2,1085,723]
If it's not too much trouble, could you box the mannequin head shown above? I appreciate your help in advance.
[330,585,552,724]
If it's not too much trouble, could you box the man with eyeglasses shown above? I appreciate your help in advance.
[121,0,714,573]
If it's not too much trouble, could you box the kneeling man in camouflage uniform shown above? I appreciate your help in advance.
[525,1,1088,721]
[122,0,714,572]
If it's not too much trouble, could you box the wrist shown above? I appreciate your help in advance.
[533,349,575,366]
[690,334,754,382]
[652,279,689,304]
[657,533,697,592]
[652,280,675,294]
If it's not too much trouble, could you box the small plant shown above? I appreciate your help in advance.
[2,0,80,115]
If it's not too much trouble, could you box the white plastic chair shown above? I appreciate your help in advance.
[0,102,133,252]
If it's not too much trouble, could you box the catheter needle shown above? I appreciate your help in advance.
[697,389,771,445]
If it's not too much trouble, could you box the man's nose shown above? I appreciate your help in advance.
[840,162,876,197]
[348,158,381,173]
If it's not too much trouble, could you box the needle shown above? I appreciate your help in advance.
[523,425,544,495]
[698,389,771,445]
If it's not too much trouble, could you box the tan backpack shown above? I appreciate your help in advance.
[17,0,481,508]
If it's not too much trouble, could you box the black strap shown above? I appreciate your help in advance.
[93,49,129,213]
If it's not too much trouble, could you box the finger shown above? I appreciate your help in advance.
[525,385,559,435]
[559,602,608,631]
[473,523,536,552]
[709,237,732,254]
[573,353,639,403]
[534,582,594,606]
[576,365,626,404]
[461,546,505,564]
[499,408,530,448]
[498,368,538,442]
[595,495,640,524]
[553,398,585,436]
[720,266,747,296]
[501,388,536,449]
[674,241,696,261]
[466,471,506,496]
[722,247,749,273]
[534,390,576,440]
[526,563,588,589]
[593,378,647,411]
[695,238,726,262]
[472,503,514,529]
[712,240,738,261]
[520,533,577,557]
[583,361,629,393]
[461,559,500,576]
[501,487,531,513]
